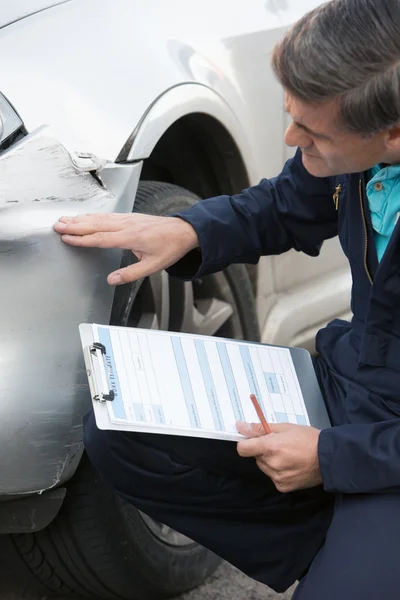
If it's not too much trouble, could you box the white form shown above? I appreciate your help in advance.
[93,325,310,435]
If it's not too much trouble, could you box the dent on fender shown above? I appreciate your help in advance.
[0,127,116,243]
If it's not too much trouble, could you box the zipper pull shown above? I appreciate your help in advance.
[333,184,341,210]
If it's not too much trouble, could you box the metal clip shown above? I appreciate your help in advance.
[84,343,115,403]
[70,151,108,174]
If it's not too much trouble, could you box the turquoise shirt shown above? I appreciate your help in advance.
[367,163,400,262]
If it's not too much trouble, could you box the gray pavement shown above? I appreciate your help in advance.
[180,563,296,600]
[0,533,295,600]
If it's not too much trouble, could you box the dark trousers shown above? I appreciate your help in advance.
[84,415,400,598]
[83,347,400,600]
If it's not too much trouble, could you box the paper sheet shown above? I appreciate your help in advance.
[92,325,310,435]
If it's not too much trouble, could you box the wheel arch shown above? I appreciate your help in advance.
[118,83,254,198]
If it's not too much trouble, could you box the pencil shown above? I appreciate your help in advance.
[250,393,272,435]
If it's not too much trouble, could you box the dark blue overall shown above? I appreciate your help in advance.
[84,149,400,599]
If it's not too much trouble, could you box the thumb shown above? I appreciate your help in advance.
[107,258,161,286]
[268,422,298,434]
[236,421,266,438]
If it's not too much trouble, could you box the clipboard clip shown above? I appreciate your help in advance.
[84,342,115,403]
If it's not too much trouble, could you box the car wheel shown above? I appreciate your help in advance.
[11,182,260,599]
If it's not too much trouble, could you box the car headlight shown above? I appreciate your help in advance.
[0,92,24,148]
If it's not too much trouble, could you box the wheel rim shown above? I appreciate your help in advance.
[139,513,195,547]
[120,270,244,339]
[116,269,246,547]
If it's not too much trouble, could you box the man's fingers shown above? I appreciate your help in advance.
[254,457,278,480]
[236,421,273,458]
[59,213,127,223]
[236,421,265,438]
[108,259,165,286]
[56,221,124,235]
[237,436,271,458]
[54,214,128,235]
[268,423,299,433]
[236,421,300,442]
[60,231,130,249]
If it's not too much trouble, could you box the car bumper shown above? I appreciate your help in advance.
[0,127,141,497]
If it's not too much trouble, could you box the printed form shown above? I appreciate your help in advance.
[94,325,310,435]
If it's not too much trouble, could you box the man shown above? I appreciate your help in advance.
[54,0,400,598]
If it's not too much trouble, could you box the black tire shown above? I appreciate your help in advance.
[11,181,260,600]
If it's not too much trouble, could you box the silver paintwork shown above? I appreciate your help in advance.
[0,128,141,495]
[0,0,348,503]
[0,0,285,173]
[0,1,71,30]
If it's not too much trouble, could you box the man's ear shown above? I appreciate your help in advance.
[385,124,400,152]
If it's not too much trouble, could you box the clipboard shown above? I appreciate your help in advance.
[80,323,221,436]
[80,323,331,438]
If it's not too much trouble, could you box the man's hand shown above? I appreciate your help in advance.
[53,213,199,285]
[237,422,322,493]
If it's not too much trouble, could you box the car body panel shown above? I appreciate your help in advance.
[0,0,71,30]
[0,0,284,178]
[0,128,142,495]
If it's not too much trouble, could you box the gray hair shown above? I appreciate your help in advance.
[272,0,400,135]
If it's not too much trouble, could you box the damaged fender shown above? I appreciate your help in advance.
[0,127,141,497]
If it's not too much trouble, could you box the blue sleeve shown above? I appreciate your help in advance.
[167,149,338,279]
[318,421,400,493]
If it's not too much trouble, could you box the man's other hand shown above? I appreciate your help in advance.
[54,213,199,285]
[237,421,322,493]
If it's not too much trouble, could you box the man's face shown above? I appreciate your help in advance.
[284,93,391,177]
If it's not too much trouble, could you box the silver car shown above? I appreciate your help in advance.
[0,1,351,598]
